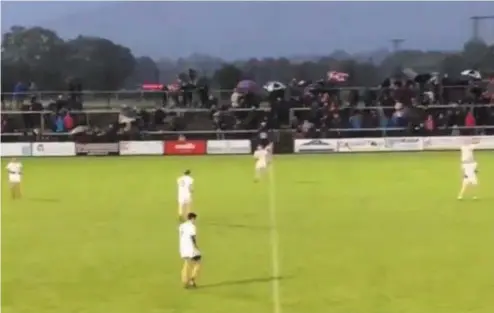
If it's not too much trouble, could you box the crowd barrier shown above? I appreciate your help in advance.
[2,136,493,157]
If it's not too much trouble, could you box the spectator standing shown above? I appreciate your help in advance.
[424,114,435,133]
[28,82,38,99]
[63,112,74,131]
[55,115,64,132]
[391,102,406,127]
[464,109,476,135]
[13,81,27,109]
[231,90,240,108]
[349,111,362,130]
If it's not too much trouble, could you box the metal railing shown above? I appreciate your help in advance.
[2,125,493,140]
[2,83,492,109]
[2,105,493,138]
[1,102,492,115]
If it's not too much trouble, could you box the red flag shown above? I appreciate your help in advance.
[327,71,349,82]
[141,84,163,90]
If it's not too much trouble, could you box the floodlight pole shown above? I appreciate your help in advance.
[470,15,494,41]
[390,39,405,53]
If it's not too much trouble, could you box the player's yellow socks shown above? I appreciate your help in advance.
[181,262,190,285]
[191,264,201,281]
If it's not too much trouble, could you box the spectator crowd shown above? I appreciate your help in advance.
[2,70,494,141]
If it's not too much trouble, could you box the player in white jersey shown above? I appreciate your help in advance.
[177,170,194,220]
[458,139,479,200]
[254,145,269,181]
[5,158,22,199]
[179,212,201,288]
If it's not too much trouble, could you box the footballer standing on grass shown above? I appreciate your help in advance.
[179,212,201,288]
[177,170,194,220]
[458,138,479,200]
[6,158,22,199]
[254,145,269,182]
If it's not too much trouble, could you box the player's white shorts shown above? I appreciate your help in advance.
[178,194,192,206]
[462,162,478,185]
[180,246,201,260]
[8,174,21,184]
[255,161,267,170]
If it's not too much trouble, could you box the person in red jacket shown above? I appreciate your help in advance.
[63,112,74,131]
[464,110,476,135]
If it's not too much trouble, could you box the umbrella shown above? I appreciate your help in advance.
[263,81,287,92]
[236,80,258,93]
[461,70,482,80]
[403,68,418,79]
[415,73,440,84]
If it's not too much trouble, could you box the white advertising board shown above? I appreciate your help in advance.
[32,142,76,156]
[0,143,32,157]
[119,141,163,155]
[207,140,251,154]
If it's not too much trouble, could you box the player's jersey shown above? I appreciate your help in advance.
[179,221,197,254]
[254,149,268,162]
[177,175,194,197]
[461,144,475,164]
[6,162,22,175]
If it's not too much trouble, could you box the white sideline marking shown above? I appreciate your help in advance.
[267,164,282,313]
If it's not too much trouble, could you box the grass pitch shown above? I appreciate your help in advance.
[2,153,494,313]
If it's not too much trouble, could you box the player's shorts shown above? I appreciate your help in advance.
[178,194,192,206]
[259,138,270,148]
[462,162,478,185]
[8,174,21,184]
[180,248,201,261]
[256,161,267,170]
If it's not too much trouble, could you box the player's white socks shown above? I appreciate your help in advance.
[458,182,467,199]
[458,183,477,200]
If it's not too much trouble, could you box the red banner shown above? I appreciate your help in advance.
[164,140,206,155]
[141,84,163,90]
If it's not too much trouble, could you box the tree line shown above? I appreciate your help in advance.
[2,26,494,93]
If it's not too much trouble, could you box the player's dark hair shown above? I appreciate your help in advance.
[187,212,197,220]
[184,170,191,175]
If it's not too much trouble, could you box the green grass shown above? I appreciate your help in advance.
[2,153,494,313]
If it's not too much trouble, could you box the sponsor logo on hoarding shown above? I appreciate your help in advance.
[337,138,385,152]
[294,139,337,153]
[32,142,76,156]
[120,141,163,155]
[423,137,461,150]
[75,143,119,156]
[164,140,206,155]
[207,140,251,154]
[384,137,422,151]
[424,136,494,150]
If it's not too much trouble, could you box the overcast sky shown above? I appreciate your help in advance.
[2,1,494,59]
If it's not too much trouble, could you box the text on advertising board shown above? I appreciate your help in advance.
[294,139,336,153]
[384,137,422,151]
[165,140,206,155]
[32,142,76,156]
[76,143,119,156]
[424,136,494,150]
[337,138,385,152]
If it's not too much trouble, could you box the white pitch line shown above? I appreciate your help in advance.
[267,164,282,313]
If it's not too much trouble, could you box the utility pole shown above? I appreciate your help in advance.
[390,39,405,53]
[470,15,494,41]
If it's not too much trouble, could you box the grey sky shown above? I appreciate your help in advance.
[2,1,494,59]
